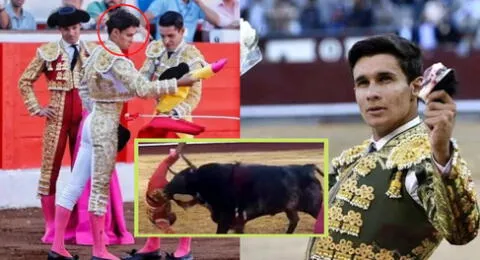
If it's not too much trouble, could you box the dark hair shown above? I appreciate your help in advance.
[347,34,423,83]
[106,8,140,35]
[159,11,184,30]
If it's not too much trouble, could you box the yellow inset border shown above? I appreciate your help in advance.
[133,138,329,238]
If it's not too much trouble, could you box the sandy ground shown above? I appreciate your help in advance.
[0,203,240,260]
[240,118,480,260]
[137,145,324,235]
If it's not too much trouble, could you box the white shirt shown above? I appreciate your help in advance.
[204,0,240,30]
[369,116,453,205]
[61,39,80,63]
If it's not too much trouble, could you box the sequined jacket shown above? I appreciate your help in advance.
[307,123,479,260]
[79,40,178,112]
[18,40,97,115]
[139,40,206,117]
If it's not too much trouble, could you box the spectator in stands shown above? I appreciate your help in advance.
[63,0,83,9]
[4,0,36,30]
[300,0,322,33]
[137,0,155,12]
[204,0,240,31]
[345,0,373,28]
[84,0,124,29]
[0,4,11,29]
[371,0,395,28]
[267,0,300,34]
[248,0,268,36]
[144,0,221,42]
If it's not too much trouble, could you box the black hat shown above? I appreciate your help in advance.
[47,6,90,28]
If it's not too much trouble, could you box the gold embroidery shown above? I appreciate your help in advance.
[57,71,64,81]
[411,237,436,257]
[335,239,355,259]
[38,42,61,62]
[55,62,63,71]
[341,210,363,237]
[47,61,53,71]
[353,154,378,177]
[329,205,364,237]
[330,205,343,233]
[351,185,375,210]
[37,91,66,195]
[332,140,370,169]
[337,180,375,210]
[337,179,357,202]
[145,40,165,58]
[89,103,123,215]
[309,238,411,260]
[311,237,335,259]
[374,249,394,260]
[387,135,431,170]
[354,244,375,260]
[386,171,403,199]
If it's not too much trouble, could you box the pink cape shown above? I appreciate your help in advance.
[313,204,325,234]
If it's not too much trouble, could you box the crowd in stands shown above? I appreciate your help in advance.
[241,0,480,55]
[0,0,240,42]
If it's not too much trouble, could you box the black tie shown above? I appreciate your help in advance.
[368,142,377,153]
[70,44,79,70]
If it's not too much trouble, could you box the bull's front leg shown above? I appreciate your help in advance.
[233,208,246,234]
[285,209,299,234]
[215,211,234,234]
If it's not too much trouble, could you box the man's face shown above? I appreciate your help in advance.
[159,26,184,51]
[113,26,137,50]
[105,0,123,7]
[12,0,25,8]
[59,24,81,44]
[353,54,421,139]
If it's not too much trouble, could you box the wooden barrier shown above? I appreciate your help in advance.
[0,42,240,169]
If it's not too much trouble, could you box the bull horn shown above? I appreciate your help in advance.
[168,167,177,175]
[180,153,197,170]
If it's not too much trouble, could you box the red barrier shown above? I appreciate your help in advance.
[0,42,240,169]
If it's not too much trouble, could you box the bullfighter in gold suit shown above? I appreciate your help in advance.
[139,11,206,139]
[18,6,95,244]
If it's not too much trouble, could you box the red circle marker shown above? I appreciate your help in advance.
[96,3,151,57]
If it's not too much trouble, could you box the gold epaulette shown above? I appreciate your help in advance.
[145,40,165,58]
[37,42,61,62]
[332,140,370,169]
[93,48,122,73]
[386,134,431,170]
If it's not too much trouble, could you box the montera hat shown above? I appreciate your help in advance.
[47,6,90,28]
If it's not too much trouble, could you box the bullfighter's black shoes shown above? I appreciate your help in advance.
[121,249,162,260]
[47,251,79,260]
[165,252,193,260]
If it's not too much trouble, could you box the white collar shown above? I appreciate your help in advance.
[61,38,80,48]
[371,116,422,151]
[168,40,186,54]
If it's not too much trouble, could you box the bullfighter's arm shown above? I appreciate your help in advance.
[139,57,156,81]
[413,147,479,245]
[171,48,205,117]
[18,53,45,115]
[111,58,178,98]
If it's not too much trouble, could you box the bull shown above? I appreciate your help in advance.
[164,153,324,234]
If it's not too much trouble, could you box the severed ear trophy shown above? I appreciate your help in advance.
[418,62,458,103]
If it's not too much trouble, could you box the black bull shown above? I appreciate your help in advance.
[164,162,324,234]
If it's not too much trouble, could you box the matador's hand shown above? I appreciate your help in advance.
[36,105,56,120]
[423,90,456,166]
